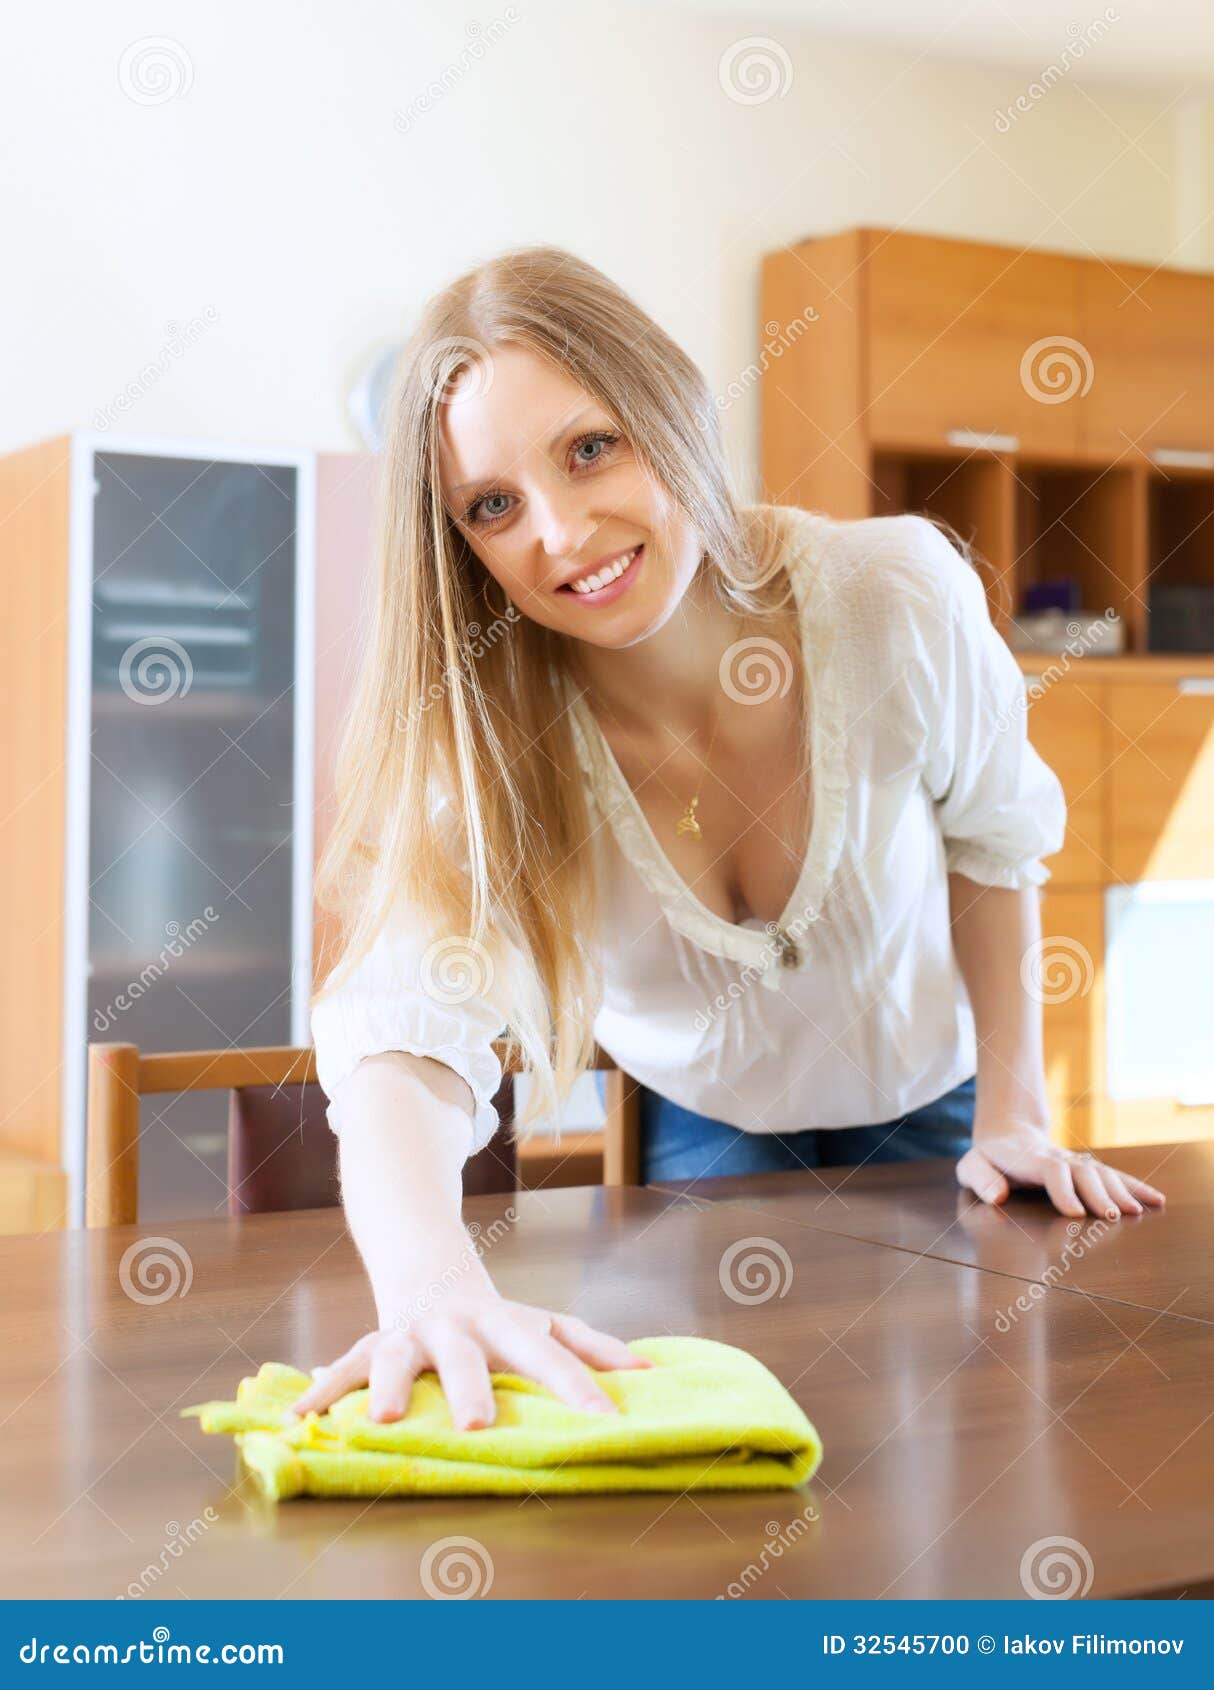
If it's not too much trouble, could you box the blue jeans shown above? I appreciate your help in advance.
[595,1071,977,1183]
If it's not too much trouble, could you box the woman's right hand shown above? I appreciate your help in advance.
[287,1293,655,1430]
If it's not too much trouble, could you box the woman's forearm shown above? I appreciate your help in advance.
[330,1051,499,1329]
[946,874,1052,1133]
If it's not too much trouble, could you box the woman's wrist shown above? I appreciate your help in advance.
[371,1227,501,1332]
[972,1093,1053,1142]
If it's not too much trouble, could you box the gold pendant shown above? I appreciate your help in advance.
[675,797,702,839]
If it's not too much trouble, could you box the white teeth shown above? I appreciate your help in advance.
[570,547,639,595]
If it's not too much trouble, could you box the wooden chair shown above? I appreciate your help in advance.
[84,1041,642,1228]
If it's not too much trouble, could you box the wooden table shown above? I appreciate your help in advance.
[655,1140,1214,1326]
[1,1157,1211,1600]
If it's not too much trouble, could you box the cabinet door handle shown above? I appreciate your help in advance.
[945,429,1019,453]
[1151,447,1214,470]
[1177,678,1214,694]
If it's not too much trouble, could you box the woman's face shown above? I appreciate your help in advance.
[436,343,703,649]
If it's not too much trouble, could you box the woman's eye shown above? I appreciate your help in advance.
[467,491,512,525]
[572,431,619,468]
[462,432,619,527]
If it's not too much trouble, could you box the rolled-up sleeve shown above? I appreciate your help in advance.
[894,515,1067,890]
[310,898,509,1155]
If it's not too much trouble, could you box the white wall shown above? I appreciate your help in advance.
[2,0,1207,500]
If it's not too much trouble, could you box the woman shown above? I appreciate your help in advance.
[293,245,1165,1433]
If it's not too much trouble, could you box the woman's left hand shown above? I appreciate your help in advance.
[956,1122,1167,1219]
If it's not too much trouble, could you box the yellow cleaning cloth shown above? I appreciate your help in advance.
[180,1335,823,1501]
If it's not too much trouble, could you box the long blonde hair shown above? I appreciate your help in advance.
[312,244,801,1134]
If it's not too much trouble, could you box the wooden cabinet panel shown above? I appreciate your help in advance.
[1106,682,1214,881]
[1024,678,1107,885]
[866,231,1082,455]
[1037,889,1103,1110]
[1078,262,1214,459]
[1099,1099,1214,1151]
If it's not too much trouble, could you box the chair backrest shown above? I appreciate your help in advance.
[226,1075,517,1215]
[86,1041,640,1227]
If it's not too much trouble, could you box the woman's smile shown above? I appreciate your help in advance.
[556,543,645,605]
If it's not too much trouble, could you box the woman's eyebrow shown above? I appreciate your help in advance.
[448,406,600,498]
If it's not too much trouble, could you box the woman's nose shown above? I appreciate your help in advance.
[533,488,595,562]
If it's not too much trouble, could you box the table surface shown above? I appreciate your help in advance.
[2,1152,1212,1601]
[654,1140,1214,1326]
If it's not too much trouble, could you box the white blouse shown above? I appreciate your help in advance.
[311,506,1067,1155]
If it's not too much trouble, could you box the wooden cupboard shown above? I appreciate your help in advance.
[763,226,1214,1152]
[866,231,1083,457]
[0,433,375,1233]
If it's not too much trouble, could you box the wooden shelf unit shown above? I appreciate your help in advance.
[761,227,1214,1153]
[761,225,1214,657]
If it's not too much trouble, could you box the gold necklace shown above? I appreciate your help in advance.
[674,693,725,841]
[583,675,727,844]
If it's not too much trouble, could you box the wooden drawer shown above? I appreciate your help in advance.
[1106,681,1214,881]
[866,231,1081,455]
[1078,262,1214,459]
[1024,678,1107,886]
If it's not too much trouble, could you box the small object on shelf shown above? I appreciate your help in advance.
[1148,586,1214,654]
[1022,577,1081,615]
[1007,608,1124,655]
